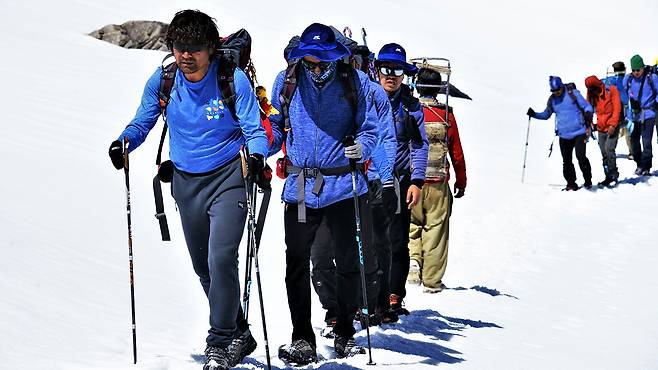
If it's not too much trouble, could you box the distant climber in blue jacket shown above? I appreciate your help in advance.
[528,76,594,191]
[269,23,379,365]
[603,61,633,160]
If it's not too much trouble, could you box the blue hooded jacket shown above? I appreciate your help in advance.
[268,66,378,208]
[622,71,658,121]
[533,87,593,139]
[117,60,268,173]
[367,81,397,184]
[389,86,429,181]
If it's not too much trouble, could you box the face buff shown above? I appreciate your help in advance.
[304,61,337,86]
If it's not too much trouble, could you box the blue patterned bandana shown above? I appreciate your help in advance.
[304,61,337,86]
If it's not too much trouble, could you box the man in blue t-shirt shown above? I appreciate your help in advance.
[107,10,268,370]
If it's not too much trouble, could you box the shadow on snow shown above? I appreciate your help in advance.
[191,310,502,368]
[448,285,519,299]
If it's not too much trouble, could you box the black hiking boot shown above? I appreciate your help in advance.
[562,183,579,191]
[380,308,399,324]
[583,180,592,189]
[204,344,231,370]
[598,177,617,188]
[228,329,257,366]
[278,339,317,366]
[334,335,366,358]
[389,294,410,316]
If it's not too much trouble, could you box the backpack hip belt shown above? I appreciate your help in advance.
[286,163,364,223]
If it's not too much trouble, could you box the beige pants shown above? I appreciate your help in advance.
[409,182,453,289]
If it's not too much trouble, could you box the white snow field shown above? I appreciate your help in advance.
[1,0,658,369]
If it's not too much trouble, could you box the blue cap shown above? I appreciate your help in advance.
[288,23,351,62]
[549,76,564,91]
[376,43,417,74]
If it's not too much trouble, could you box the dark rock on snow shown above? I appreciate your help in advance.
[89,21,168,51]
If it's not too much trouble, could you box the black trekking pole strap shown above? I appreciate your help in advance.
[255,187,271,248]
[152,175,171,241]
[156,122,168,166]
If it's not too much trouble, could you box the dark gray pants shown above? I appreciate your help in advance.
[598,129,619,180]
[172,156,247,347]
[630,116,655,171]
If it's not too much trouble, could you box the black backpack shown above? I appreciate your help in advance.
[153,29,256,241]
[398,84,423,143]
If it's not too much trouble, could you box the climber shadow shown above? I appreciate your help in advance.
[367,332,464,366]
[616,173,655,186]
[447,285,519,299]
[380,309,501,340]
[359,309,501,366]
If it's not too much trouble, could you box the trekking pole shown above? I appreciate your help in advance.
[122,137,138,364]
[521,116,531,183]
[239,148,272,370]
[343,136,375,366]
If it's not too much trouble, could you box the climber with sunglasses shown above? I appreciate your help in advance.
[374,43,428,317]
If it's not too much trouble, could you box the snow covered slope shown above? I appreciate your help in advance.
[1,0,657,369]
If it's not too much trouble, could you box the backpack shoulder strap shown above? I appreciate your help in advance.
[278,62,301,145]
[646,65,657,97]
[156,54,177,166]
[216,52,239,122]
[336,62,358,118]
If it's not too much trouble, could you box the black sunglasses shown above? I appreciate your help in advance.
[302,59,332,71]
[632,69,641,72]
[551,88,562,93]
[172,41,207,53]
[379,66,404,77]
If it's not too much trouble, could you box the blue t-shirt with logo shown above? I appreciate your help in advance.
[118,59,267,173]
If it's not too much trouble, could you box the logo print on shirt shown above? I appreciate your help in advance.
[205,98,225,120]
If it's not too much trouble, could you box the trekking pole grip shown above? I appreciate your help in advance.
[342,135,357,170]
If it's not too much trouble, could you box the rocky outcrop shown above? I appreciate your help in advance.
[89,21,169,51]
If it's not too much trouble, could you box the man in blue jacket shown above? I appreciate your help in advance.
[304,38,399,331]
[623,54,658,175]
[528,76,594,191]
[375,43,429,315]
[107,10,268,370]
[269,23,379,365]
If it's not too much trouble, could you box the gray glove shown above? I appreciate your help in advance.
[344,140,363,159]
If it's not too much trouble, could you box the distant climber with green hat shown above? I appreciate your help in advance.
[623,54,658,175]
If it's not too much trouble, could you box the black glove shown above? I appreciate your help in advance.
[382,185,398,216]
[108,140,124,170]
[248,153,272,189]
[527,108,535,117]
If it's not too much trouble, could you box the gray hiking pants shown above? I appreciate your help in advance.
[598,130,619,180]
[172,156,247,347]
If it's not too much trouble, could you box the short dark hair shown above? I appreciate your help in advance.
[165,10,219,50]
[416,68,442,97]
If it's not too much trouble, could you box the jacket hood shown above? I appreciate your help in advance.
[584,75,604,90]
